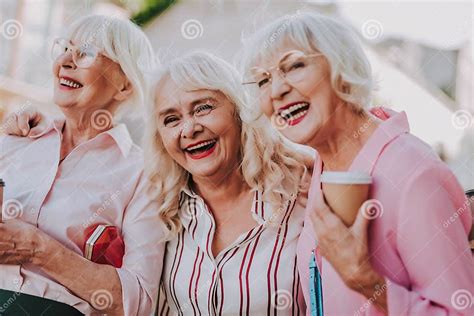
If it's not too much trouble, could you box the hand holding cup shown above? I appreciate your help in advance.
[320,171,372,226]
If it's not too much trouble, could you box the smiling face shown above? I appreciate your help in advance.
[253,44,342,147]
[155,79,242,182]
[52,39,130,114]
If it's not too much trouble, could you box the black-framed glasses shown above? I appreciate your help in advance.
[243,50,324,90]
[51,38,103,69]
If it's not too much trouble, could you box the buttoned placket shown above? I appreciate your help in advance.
[188,192,266,316]
[25,129,62,226]
[34,127,112,227]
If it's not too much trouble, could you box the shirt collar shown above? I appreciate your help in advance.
[307,107,410,210]
[348,106,410,174]
[180,175,198,198]
[28,118,65,139]
[28,118,134,157]
[105,124,134,157]
[179,181,264,223]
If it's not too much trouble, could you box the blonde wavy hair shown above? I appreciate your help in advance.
[144,51,309,240]
[239,11,373,111]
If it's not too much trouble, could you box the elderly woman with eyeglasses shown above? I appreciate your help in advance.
[241,12,474,315]
[0,15,164,315]
[145,51,314,315]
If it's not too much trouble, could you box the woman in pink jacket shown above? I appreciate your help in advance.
[241,11,474,315]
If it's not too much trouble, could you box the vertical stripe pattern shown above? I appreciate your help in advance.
[160,189,307,315]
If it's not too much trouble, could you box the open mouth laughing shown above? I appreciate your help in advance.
[184,139,218,159]
[59,77,84,90]
[278,102,310,126]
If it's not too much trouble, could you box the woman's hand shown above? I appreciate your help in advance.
[0,219,124,313]
[310,199,388,313]
[0,219,53,265]
[2,106,46,136]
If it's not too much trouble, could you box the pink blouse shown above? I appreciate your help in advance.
[297,107,474,315]
[0,119,164,315]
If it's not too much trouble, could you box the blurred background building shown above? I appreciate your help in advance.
[0,0,472,189]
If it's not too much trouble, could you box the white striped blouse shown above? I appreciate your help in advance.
[157,187,307,315]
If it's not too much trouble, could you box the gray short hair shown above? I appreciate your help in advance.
[66,15,157,113]
[240,11,373,110]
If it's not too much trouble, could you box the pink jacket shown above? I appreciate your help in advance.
[297,107,474,315]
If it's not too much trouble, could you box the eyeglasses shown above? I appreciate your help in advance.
[51,38,103,69]
[243,50,324,90]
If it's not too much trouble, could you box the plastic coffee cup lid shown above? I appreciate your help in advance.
[320,171,372,184]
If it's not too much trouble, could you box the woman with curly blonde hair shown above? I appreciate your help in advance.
[145,51,313,315]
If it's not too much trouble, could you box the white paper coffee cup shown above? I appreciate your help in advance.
[321,171,372,226]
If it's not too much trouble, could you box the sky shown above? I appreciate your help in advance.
[337,0,472,49]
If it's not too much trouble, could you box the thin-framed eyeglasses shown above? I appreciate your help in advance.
[51,38,103,69]
[242,50,324,90]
